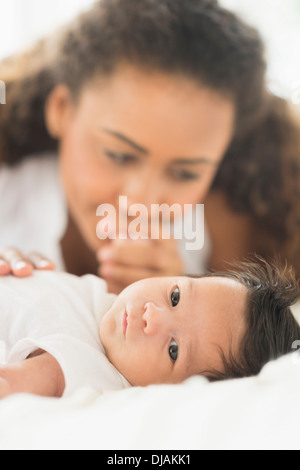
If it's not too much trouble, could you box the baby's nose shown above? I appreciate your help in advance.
[143,302,169,336]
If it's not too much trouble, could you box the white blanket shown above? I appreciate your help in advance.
[0,301,300,450]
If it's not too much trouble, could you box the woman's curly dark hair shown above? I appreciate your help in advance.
[212,95,300,277]
[0,0,267,163]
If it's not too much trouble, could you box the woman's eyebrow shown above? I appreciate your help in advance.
[172,158,218,166]
[101,128,149,154]
[101,127,217,165]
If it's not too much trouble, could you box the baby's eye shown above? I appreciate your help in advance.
[171,287,180,307]
[169,339,179,362]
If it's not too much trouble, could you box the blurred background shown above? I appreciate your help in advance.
[0,0,300,103]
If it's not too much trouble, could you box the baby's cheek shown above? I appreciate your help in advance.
[99,315,112,350]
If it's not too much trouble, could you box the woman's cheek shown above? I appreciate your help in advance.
[63,153,120,209]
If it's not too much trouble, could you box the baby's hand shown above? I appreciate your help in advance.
[0,248,55,277]
[0,376,13,399]
[0,352,65,399]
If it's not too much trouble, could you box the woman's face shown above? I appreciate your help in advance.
[49,66,235,251]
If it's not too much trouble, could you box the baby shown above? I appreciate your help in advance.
[0,257,299,399]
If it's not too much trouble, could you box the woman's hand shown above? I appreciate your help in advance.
[97,238,184,294]
[0,248,55,277]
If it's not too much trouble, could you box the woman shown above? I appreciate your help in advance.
[0,0,299,294]
[207,94,300,275]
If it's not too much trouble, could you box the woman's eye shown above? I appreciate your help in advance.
[171,287,180,307]
[169,168,201,182]
[104,150,137,165]
[169,339,179,362]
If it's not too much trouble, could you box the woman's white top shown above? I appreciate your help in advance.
[0,154,211,274]
[0,154,67,270]
[0,270,130,396]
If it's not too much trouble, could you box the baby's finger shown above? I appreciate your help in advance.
[0,248,33,277]
[28,252,56,271]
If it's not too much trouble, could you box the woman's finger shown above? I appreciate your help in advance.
[0,257,11,276]
[0,248,33,277]
[97,238,182,272]
[99,262,158,287]
[28,252,56,271]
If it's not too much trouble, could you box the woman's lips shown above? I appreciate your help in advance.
[122,311,128,337]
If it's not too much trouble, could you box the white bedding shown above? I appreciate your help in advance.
[0,300,300,450]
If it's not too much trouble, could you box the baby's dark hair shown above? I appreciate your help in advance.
[201,256,300,381]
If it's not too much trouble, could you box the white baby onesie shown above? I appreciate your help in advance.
[0,271,130,396]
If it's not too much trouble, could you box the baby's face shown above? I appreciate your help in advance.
[100,276,248,386]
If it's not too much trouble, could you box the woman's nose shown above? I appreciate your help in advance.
[143,302,170,336]
[123,172,163,208]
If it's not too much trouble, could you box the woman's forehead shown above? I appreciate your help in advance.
[78,69,235,160]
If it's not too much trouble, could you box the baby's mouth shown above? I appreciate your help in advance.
[122,311,128,337]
